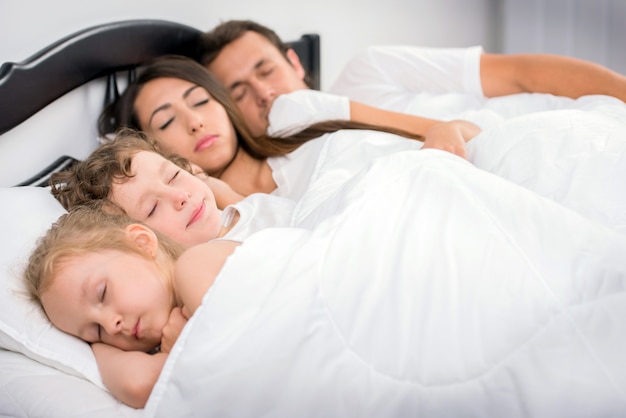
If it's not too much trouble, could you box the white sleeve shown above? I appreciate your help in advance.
[267,90,350,137]
[329,45,485,105]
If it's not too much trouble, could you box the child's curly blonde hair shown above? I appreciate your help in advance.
[50,128,193,211]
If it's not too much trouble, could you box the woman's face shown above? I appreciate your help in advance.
[134,77,239,176]
[110,151,223,249]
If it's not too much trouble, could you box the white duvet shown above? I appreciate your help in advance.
[269,91,626,235]
[466,94,626,235]
[145,150,626,417]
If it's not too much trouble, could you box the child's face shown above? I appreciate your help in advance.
[111,150,222,248]
[134,77,239,176]
[41,248,175,352]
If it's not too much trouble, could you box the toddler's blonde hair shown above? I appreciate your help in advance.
[24,201,184,308]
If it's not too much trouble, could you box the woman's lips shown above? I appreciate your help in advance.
[188,200,206,227]
[195,135,217,152]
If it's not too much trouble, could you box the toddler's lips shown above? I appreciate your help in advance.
[133,321,140,340]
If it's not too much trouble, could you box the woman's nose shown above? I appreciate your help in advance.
[188,114,204,133]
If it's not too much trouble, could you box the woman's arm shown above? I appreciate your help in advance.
[481,53,626,102]
[190,163,245,208]
[91,343,168,408]
[174,240,241,315]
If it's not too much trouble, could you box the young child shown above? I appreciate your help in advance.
[44,129,295,406]
[24,203,238,408]
[51,128,295,249]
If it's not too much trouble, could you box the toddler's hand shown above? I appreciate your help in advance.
[160,307,189,354]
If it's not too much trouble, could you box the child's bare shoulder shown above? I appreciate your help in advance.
[178,240,241,265]
[173,240,241,313]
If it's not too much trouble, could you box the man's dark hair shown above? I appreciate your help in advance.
[199,20,314,88]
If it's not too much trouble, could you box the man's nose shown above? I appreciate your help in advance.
[251,79,275,103]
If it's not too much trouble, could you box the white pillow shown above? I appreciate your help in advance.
[0,186,104,389]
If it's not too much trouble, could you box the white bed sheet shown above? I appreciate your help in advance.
[0,349,141,418]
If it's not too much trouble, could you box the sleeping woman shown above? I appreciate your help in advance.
[97,55,479,200]
[28,146,626,413]
[97,56,626,235]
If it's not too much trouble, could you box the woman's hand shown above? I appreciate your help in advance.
[190,163,244,208]
[160,306,189,354]
[422,120,481,159]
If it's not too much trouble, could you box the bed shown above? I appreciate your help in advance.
[2,19,626,418]
[0,19,320,417]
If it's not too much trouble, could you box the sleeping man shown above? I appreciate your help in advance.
[199,19,626,137]
[199,20,626,237]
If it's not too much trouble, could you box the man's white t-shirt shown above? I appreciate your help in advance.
[329,45,486,120]
[328,45,579,127]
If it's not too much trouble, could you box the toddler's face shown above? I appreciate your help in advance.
[41,248,175,352]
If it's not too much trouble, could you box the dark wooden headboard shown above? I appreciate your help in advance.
[0,19,321,186]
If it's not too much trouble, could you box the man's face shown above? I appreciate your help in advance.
[207,31,309,137]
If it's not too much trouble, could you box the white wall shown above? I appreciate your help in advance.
[0,0,493,90]
[498,0,626,74]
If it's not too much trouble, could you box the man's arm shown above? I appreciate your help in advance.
[420,120,481,160]
[92,343,168,408]
[481,53,626,102]
[268,90,480,159]
[349,100,439,137]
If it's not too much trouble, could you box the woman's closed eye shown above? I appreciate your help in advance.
[158,117,174,131]
[193,98,209,107]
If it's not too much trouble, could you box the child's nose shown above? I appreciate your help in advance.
[171,189,192,209]
[102,313,123,336]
